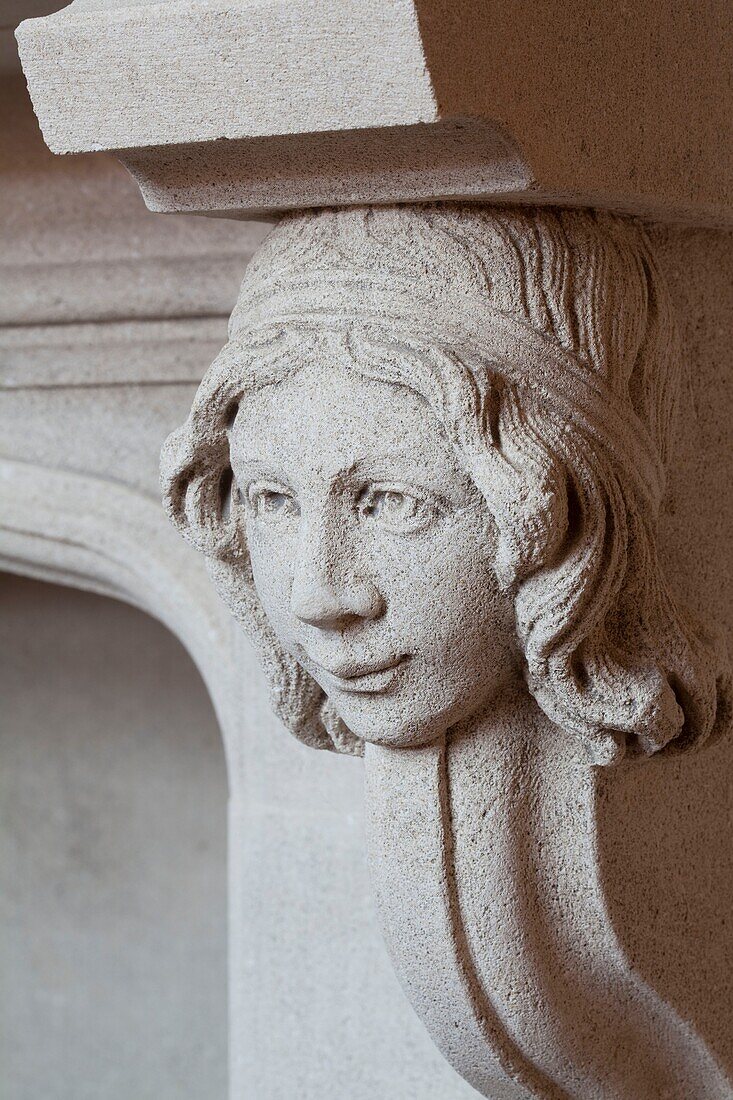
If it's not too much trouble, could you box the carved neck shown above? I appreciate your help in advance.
[364,688,727,1100]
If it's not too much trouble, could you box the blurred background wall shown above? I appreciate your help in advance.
[0,574,227,1100]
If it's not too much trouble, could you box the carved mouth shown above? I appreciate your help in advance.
[316,654,410,693]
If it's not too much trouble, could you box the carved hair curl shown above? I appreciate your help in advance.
[161,205,730,765]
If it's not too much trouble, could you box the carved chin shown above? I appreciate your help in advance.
[348,717,448,750]
[324,685,492,750]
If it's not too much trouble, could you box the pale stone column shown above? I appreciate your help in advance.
[15,3,733,1098]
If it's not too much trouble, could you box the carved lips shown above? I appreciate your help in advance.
[315,654,411,693]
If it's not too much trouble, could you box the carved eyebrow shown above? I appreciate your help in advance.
[347,453,449,476]
[345,454,473,487]
[231,459,296,488]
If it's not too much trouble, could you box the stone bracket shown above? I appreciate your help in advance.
[16,0,733,223]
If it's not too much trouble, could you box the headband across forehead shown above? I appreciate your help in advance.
[228,272,666,511]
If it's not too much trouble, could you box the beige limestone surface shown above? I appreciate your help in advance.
[16,0,733,222]
[163,205,733,1098]
[1,67,271,328]
[7,7,733,1095]
[0,397,482,1099]
[1,49,483,1095]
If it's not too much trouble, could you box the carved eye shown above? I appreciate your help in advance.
[247,483,300,521]
[358,486,436,533]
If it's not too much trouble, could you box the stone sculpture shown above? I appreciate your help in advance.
[161,205,732,1099]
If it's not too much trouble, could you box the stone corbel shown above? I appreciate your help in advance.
[17,4,733,1098]
[157,204,733,1099]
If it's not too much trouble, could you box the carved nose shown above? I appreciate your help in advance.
[290,525,385,629]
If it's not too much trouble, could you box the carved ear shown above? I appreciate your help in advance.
[160,422,242,560]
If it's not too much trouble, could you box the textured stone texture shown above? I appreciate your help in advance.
[164,205,728,765]
[7,7,733,1093]
[1,65,485,1091]
[123,120,530,222]
[16,0,733,221]
[1,68,270,327]
[20,0,438,146]
[163,205,733,1097]
[0,408,479,1100]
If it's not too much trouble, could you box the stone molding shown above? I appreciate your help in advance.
[0,318,231,390]
[0,457,231,691]
[1,68,271,327]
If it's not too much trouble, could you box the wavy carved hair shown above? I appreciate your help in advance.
[161,204,730,765]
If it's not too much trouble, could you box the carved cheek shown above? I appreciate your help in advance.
[246,522,300,631]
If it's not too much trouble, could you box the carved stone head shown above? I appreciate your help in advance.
[162,205,729,765]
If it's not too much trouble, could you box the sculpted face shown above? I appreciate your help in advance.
[230,359,520,748]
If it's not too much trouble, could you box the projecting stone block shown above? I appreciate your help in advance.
[16,0,733,222]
